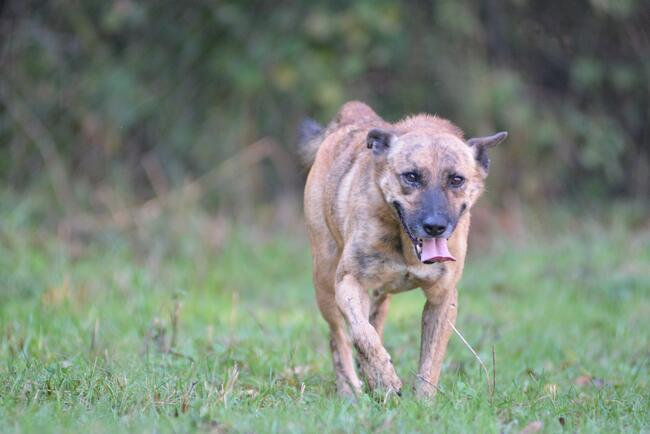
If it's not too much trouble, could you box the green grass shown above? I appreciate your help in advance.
[1,198,649,433]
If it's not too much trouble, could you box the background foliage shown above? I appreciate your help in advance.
[1,0,649,214]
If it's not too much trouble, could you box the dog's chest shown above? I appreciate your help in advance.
[371,256,447,294]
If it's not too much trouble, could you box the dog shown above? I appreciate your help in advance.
[300,101,507,398]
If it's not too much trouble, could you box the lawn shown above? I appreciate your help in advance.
[1,196,649,433]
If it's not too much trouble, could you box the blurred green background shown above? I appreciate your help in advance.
[1,0,649,218]
[1,2,649,432]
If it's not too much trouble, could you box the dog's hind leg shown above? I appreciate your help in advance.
[328,323,362,398]
[314,256,362,398]
[317,290,362,398]
[369,293,391,343]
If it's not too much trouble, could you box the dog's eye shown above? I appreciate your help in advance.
[402,172,420,185]
[448,174,465,188]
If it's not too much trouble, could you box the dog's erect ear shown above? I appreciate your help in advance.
[366,129,395,155]
[467,131,508,171]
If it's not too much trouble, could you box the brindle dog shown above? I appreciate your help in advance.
[300,101,506,398]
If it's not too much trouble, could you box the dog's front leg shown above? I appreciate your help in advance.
[415,287,458,398]
[335,274,402,395]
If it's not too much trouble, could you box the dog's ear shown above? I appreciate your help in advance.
[467,131,508,171]
[366,129,395,155]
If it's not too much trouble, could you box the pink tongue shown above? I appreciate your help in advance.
[421,238,456,263]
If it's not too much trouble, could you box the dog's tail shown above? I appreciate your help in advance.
[297,117,324,168]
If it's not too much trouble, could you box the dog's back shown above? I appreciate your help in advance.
[297,101,387,168]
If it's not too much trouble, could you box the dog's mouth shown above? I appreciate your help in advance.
[392,202,456,264]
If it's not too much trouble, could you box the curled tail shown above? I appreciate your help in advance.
[297,117,324,167]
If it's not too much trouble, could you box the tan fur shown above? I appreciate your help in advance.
[303,101,497,398]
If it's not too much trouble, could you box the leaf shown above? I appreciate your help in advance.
[544,383,558,400]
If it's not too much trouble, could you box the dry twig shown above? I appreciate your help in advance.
[447,319,493,399]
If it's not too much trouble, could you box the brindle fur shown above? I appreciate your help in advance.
[302,101,505,398]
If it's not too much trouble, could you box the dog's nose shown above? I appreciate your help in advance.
[422,216,448,237]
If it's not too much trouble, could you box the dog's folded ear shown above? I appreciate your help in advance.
[367,129,395,155]
[467,131,508,171]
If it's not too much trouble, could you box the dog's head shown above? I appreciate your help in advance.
[367,127,507,263]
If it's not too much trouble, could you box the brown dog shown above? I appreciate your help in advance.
[300,101,506,398]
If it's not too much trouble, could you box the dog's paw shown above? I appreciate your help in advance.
[414,378,438,400]
[380,365,403,395]
[362,357,402,395]
[336,378,363,399]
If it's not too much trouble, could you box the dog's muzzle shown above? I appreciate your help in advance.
[392,202,456,264]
